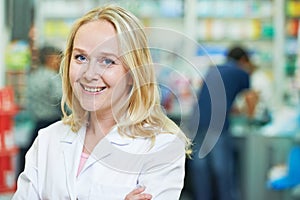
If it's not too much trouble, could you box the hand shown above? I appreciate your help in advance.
[124,186,152,200]
[244,90,259,118]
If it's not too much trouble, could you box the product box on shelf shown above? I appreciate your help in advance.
[0,147,18,193]
[0,87,19,194]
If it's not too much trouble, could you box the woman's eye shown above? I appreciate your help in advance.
[102,58,115,66]
[74,54,88,63]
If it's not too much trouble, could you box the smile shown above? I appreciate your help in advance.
[81,84,106,93]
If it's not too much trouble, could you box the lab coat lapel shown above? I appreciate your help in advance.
[80,127,132,174]
[60,126,86,199]
[80,138,112,173]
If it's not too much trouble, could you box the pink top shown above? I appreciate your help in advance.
[77,152,89,176]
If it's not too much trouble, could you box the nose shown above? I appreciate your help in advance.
[83,59,105,81]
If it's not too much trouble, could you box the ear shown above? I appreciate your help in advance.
[239,56,248,65]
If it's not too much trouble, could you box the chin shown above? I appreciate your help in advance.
[80,103,103,112]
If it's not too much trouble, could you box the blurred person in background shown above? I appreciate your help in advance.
[187,45,258,200]
[18,45,63,175]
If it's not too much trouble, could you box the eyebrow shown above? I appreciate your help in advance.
[72,47,119,58]
[72,47,87,54]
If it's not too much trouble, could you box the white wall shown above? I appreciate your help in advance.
[0,1,9,87]
[273,0,285,109]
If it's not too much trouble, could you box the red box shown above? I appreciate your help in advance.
[0,147,18,193]
[0,115,15,151]
[0,87,18,114]
[0,87,18,151]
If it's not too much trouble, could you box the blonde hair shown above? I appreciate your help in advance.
[60,4,191,154]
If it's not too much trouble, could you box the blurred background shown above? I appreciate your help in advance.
[0,0,300,200]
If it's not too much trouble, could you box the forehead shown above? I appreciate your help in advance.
[73,20,119,55]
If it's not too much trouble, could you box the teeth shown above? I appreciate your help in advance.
[84,86,104,92]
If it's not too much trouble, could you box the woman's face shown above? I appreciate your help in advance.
[69,20,132,114]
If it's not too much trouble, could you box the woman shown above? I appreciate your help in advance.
[13,4,190,200]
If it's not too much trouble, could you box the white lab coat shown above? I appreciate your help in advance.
[13,121,186,200]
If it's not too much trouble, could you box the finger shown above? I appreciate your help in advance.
[139,193,152,200]
[125,186,146,199]
[131,186,146,195]
[126,193,152,200]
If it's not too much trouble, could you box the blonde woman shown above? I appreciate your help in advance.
[13,4,190,200]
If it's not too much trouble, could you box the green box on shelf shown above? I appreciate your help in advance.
[5,40,30,70]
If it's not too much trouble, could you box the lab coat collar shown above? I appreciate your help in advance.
[59,125,133,146]
[105,126,133,146]
[60,125,134,177]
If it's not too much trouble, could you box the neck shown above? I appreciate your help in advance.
[83,112,116,154]
[87,111,116,137]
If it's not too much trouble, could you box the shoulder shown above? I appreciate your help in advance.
[39,120,69,133]
[153,133,184,150]
[147,133,186,159]
[218,63,249,79]
[37,121,73,142]
[112,129,186,156]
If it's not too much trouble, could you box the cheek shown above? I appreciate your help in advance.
[69,62,80,86]
[108,70,130,88]
[113,73,132,96]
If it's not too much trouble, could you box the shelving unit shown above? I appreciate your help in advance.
[194,0,274,71]
[283,0,300,106]
[34,0,99,49]
[0,87,18,194]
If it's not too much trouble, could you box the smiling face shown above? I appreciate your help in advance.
[69,20,132,116]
